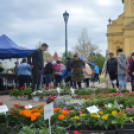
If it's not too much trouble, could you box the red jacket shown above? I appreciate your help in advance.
[128,57,133,73]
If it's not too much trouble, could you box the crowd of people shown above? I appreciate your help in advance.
[1,43,134,92]
[102,48,134,91]
[14,44,96,91]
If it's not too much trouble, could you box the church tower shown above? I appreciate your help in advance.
[106,0,134,57]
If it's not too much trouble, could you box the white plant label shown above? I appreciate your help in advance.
[70,88,75,94]
[0,105,8,114]
[44,102,54,120]
[108,103,112,108]
[114,100,120,110]
[44,102,54,134]
[25,104,33,109]
[87,105,99,113]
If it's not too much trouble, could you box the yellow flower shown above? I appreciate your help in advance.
[99,111,103,115]
[112,110,117,115]
[80,114,86,117]
[94,115,100,119]
[74,116,80,120]
[101,114,109,120]
[90,113,96,118]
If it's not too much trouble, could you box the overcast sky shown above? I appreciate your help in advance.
[0,0,124,57]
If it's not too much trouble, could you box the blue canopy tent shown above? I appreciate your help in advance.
[0,34,34,59]
[80,57,95,66]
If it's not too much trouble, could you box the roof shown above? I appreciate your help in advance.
[52,52,59,61]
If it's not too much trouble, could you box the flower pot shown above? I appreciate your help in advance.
[42,96,47,101]
[32,97,40,102]
[124,122,134,129]
[69,130,115,134]
[22,95,29,100]
[57,125,71,132]
[116,129,134,134]
[12,96,18,100]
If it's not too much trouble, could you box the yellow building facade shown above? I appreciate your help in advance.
[107,0,134,57]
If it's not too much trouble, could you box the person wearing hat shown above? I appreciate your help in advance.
[106,52,119,88]
[70,53,85,89]
[117,49,129,90]
[128,51,134,91]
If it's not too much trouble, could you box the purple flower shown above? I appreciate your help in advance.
[54,104,58,108]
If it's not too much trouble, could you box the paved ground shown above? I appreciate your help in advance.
[0,82,132,109]
[0,96,46,108]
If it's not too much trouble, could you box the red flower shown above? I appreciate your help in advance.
[11,89,13,91]
[42,85,45,88]
[11,110,14,115]
[21,106,25,109]
[0,102,3,105]
[73,131,81,134]
[45,87,49,90]
[15,110,18,114]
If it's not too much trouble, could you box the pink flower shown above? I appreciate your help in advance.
[132,107,134,112]
[79,111,82,115]
[126,108,131,114]
[70,110,74,113]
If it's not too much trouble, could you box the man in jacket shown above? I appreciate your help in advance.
[117,49,129,89]
[128,51,134,91]
[27,43,48,91]
[106,52,119,88]
[44,59,53,87]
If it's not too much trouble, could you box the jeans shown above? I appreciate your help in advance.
[39,75,44,89]
[118,75,127,89]
[55,74,62,87]
[129,73,134,91]
[93,74,100,83]
[45,75,52,87]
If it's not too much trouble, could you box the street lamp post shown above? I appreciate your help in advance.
[63,11,69,58]
[90,52,95,63]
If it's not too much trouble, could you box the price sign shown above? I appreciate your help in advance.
[44,102,54,134]
[0,105,8,114]
[87,105,99,113]
[44,102,54,120]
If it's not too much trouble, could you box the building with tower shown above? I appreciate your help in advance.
[107,0,134,57]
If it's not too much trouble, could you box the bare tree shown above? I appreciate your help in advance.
[74,28,100,58]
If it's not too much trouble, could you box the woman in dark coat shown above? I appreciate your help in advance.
[70,53,85,89]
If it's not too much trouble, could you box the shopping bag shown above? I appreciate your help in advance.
[99,73,105,83]
[62,69,67,78]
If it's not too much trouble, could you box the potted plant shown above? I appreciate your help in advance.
[46,95,57,104]
[51,89,58,96]
[20,88,32,100]
[31,90,42,102]
[9,89,19,99]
